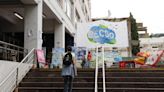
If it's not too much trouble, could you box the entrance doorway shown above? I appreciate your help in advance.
[65,32,74,50]
[42,33,54,63]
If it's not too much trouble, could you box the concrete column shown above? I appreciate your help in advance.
[24,0,43,51]
[54,23,65,49]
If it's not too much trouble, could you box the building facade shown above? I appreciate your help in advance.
[0,0,91,53]
[0,0,91,61]
[137,23,149,38]
[140,37,164,52]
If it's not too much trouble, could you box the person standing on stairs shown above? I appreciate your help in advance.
[87,51,92,68]
[61,46,77,92]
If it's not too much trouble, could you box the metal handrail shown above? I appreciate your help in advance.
[0,41,25,50]
[102,46,106,92]
[0,48,35,92]
[0,41,28,61]
[0,46,24,54]
[95,47,98,92]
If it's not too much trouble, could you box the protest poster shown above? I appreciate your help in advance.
[36,49,46,64]
[51,48,64,67]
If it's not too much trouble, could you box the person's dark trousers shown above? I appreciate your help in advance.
[63,76,73,92]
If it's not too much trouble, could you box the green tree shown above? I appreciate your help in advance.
[129,13,140,55]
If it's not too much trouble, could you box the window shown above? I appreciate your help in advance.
[63,0,67,12]
[75,10,80,22]
[64,0,72,19]
[66,1,71,18]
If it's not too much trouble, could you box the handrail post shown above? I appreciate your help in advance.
[14,68,19,92]
[95,46,98,92]
[17,48,19,61]
[16,68,19,86]
[33,49,37,68]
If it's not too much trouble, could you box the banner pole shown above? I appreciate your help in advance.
[102,46,106,92]
[95,46,98,92]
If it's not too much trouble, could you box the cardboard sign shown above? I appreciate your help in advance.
[36,49,46,64]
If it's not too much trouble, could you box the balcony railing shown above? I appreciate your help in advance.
[0,41,28,62]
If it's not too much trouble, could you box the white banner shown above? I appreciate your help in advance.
[76,20,129,48]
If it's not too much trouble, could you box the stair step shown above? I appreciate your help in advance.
[105,68,164,72]
[20,81,164,88]
[105,77,164,82]
[26,72,95,77]
[19,82,95,87]
[104,72,164,77]
[30,68,95,72]
[26,71,164,77]
[18,87,94,92]
[22,77,164,82]
[18,87,164,92]
[22,77,95,82]
[30,68,164,72]
[103,82,164,88]
[106,88,164,92]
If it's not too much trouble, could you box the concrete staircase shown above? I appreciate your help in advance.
[17,68,164,92]
[103,69,164,92]
[17,68,96,92]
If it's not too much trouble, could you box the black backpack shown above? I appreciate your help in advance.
[63,52,73,66]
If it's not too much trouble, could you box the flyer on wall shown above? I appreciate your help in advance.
[51,48,64,67]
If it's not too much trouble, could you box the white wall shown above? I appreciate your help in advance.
[140,37,164,52]
[44,0,75,34]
